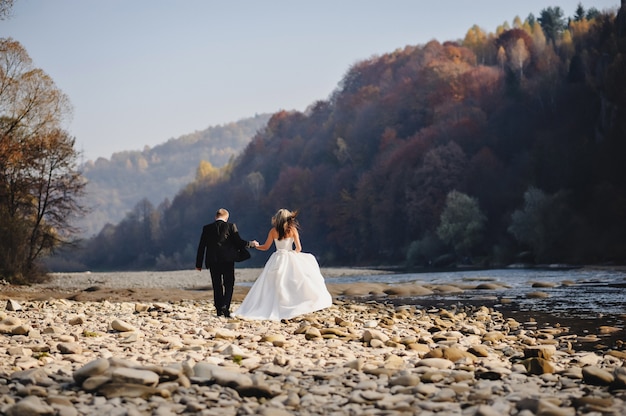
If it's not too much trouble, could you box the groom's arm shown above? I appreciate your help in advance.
[195,227,208,269]
[230,223,257,248]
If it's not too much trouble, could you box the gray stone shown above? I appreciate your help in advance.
[416,358,454,369]
[4,395,55,416]
[6,299,22,311]
[110,319,136,332]
[582,366,614,386]
[73,358,110,384]
[57,342,82,355]
[10,368,54,387]
[210,366,253,389]
[111,367,159,387]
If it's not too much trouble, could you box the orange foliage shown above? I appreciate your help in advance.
[72,8,626,268]
[461,66,504,110]
[569,19,592,40]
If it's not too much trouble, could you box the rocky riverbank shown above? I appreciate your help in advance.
[1,269,626,415]
[1,295,626,414]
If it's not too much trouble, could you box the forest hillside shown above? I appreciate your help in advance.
[77,114,271,237]
[53,4,626,272]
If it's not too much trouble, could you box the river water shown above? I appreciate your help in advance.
[327,267,626,320]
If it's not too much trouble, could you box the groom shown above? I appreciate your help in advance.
[195,208,257,317]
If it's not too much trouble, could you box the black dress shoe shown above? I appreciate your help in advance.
[216,308,224,317]
[221,308,231,318]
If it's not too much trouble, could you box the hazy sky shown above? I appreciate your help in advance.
[1,1,619,161]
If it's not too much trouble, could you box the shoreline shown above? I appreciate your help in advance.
[2,267,625,353]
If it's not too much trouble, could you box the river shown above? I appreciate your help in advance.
[326,267,626,319]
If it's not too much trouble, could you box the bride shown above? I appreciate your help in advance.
[233,209,332,321]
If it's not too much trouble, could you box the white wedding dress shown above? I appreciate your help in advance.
[233,238,332,321]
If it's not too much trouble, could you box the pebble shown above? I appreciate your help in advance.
[0,298,625,415]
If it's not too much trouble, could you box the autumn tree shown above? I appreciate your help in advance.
[495,29,533,80]
[463,25,489,64]
[0,39,86,282]
[509,38,531,79]
[560,29,575,60]
[195,160,221,182]
[530,21,547,55]
[497,46,506,70]
[245,171,264,201]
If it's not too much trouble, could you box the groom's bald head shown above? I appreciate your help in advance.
[215,208,229,220]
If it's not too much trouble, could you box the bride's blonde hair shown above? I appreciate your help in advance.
[272,209,298,240]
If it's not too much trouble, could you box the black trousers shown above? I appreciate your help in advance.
[209,261,235,311]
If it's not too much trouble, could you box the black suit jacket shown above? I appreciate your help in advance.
[195,220,249,269]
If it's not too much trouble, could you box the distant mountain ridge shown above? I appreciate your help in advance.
[78,114,271,236]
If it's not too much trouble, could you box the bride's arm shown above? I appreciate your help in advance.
[293,229,302,253]
[256,229,277,251]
